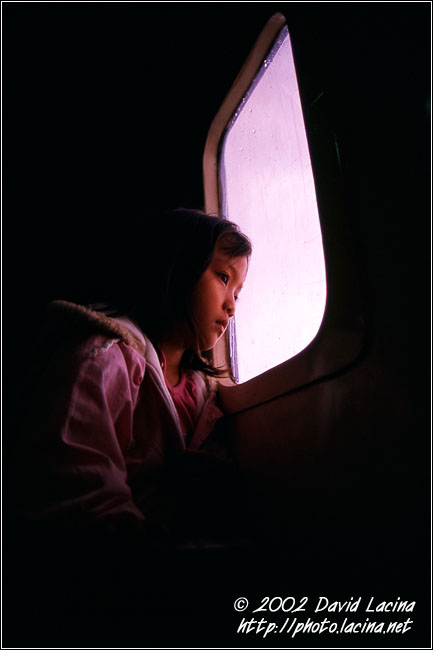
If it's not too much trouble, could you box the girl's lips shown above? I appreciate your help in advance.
[215,319,229,329]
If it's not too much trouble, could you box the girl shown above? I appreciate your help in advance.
[11,208,252,540]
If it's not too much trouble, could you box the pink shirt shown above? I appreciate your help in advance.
[160,351,198,445]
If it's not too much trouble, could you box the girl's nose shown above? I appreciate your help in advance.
[224,295,236,317]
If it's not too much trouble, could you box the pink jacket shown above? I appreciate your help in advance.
[13,301,224,530]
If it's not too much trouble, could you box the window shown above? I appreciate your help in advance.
[219,25,327,383]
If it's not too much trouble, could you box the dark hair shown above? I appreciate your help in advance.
[89,208,252,377]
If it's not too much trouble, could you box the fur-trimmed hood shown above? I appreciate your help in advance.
[43,300,147,357]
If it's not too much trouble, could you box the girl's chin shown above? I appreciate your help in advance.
[200,336,219,352]
[200,343,216,353]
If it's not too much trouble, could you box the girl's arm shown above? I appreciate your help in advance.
[17,338,146,532]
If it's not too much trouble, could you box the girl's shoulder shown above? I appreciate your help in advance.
[37,301,147,384]
[23,303,147,415]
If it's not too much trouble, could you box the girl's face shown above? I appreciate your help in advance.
[190,239,248,351]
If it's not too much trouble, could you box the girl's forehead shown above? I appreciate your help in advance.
[212,253,242,267]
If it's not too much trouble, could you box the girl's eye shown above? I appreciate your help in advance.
[217,272,229,285]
